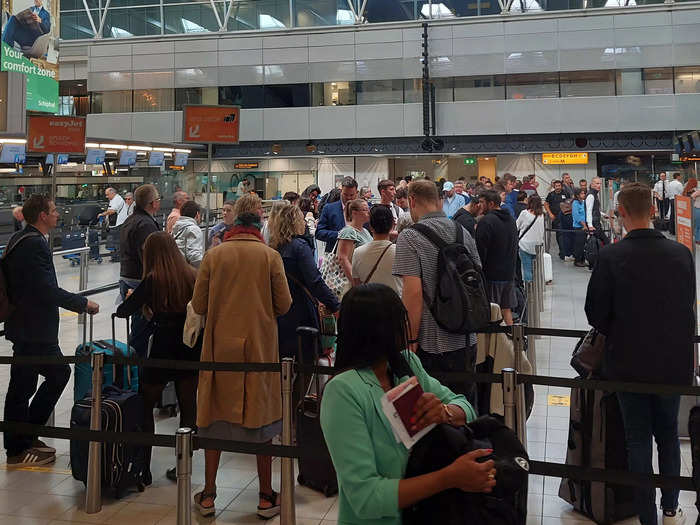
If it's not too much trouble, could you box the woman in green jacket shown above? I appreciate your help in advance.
[321,284,497,525]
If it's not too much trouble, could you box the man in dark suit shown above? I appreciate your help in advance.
[585,182,694,525]
[316,177,358,253]
[3,194,99,467]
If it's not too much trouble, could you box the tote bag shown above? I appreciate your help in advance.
[319,240,350,298]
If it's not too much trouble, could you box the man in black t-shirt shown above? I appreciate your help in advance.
[545,180,569,260]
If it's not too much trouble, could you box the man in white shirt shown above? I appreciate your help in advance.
[124,192,135,216]
[586,177,609,244]
[667,173,684,234]
[98,187,128,262]
[653,173,670,221]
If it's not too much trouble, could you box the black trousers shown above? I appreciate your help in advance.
[3,343,70,456]
[656,198,670,220]
[669,201,676,235]
[574,229,586,263]
[552,217,564,259]
[417,345,477,408]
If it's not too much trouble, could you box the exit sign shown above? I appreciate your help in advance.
[464,158,476,165]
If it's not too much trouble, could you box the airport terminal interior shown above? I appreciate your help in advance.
[0,0,698,522]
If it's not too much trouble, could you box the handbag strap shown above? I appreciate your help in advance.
[519,214,539,240]
[363,243,392,284]
[288,274,319,306]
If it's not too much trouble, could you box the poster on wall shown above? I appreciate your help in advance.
[1,0,59,113]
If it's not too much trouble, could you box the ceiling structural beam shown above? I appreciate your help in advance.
[220,0,235,31]
[96,0,112,38]
[357,0,369,22]
[345,0,359,23]
[209,0,223,31]
[82,0,98,36]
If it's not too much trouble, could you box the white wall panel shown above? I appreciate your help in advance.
[309,106,356,139]
[558,29,614,50]
[674,94,700,131]
[505,32,557,52]
[505,51,558,73]
[505,19,557,35]
[309,61,356,82]
[453,36,505,55]
[174,67,218,87]
[217,49,263,66]
[506,99,562,134]
[89,44,131,57]
[175,51,217,68]
[132,53,174,70]
[559,49,615,71]
[132,41,173,55]
[218,65,264,85]
[309,45,354,62]
[617,95,674,131]
[355,28,403,44]
[436,101,507,136]
[452,22,504,38]
[614,45,672,68]
[219,37,263,51]
[308,32,354,47]
[613,11,672,29]
[75,63,88,79]
[262,47,308,65]
[90,55,131,72]
[263,35,308,49]
[557,16,613,31]
[239,109,263,141]
[674,44,700,66]
[174,40,217,53]
[88,71,132,91]
[60,64,75,81]
[403,103,422,137]
[355,58,404,80]
[355,105,404,138]
[615,26,672,46]
[672,9,700,26]
[448,54,505,76]
[264,63,309,84]
[86,113,133,140]
[560,97,618,133]
[355,42,403,60]
[131,112,177,142]
[263,108,309,140]
[133,70,174,89]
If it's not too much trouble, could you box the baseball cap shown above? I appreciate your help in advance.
[443,181,454,191]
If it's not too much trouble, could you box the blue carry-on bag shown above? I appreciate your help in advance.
[74,313,139,401]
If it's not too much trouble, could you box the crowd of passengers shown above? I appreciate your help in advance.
[1,171,695,525]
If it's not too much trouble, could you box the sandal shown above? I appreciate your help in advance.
[194,490,216,517]
[256,490,281,520]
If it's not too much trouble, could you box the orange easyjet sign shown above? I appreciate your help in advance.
[182,105,240,144]
[27,116,86,154]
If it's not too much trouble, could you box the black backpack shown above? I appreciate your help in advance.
[410,222,490,333]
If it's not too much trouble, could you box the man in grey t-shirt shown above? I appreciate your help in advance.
[393,180,481,403]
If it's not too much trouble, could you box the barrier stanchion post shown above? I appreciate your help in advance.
[281,358,296,525]
[531,253,542,317]
[511,325,528,450]
[525,280,540,343]
[502,368,516,432]
[176,427,193,525]
[535,244,545,313]
[85,352,104,514]
[78,250,88,324]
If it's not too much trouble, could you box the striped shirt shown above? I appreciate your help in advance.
[392,211,481,354]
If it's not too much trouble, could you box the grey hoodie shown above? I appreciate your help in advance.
[172,215,204,268]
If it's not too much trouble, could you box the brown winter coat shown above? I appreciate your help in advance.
[191,232,292,429]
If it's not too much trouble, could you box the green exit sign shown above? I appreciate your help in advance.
[464,158,476,165]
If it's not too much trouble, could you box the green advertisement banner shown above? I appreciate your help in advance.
[1,0,60,114]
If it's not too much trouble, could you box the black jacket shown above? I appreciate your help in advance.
[475,208,518,282]
[276,237,340,360]
[453,207,476,238]
[3,225,87,345]
[119,207,160,280]
[585,229,695,385]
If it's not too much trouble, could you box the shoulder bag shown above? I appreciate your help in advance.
[319,237,350,298]
[570,328,605,378]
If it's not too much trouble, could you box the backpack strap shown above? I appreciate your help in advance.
[410,222,448,249]
[2,232,42,261]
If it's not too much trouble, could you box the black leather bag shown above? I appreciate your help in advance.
[571,329,605,378]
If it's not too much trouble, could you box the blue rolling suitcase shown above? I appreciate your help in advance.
[70,385,147,498]
[74,314,139,402]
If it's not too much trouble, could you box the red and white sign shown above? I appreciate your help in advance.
[675,195,694,253]
[27,116,86,154]
[182,105,240,144]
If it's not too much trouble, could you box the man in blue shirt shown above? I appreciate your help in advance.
[441,182,466,219]
[502,173,519,218]
[3,0,51,58]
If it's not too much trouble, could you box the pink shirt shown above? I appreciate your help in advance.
[166,208,180,234]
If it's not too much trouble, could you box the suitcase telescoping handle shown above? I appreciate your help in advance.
[296,326,322,412]
[111,313,132,389]
[82,311,94,349]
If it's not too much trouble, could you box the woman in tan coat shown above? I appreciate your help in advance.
[191,197,292,519]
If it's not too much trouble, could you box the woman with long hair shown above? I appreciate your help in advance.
[115,232,200,484]
[191,212,292,519]
[271,205,339,361]
[516,194,545,282]
[337,198,372,284]
[321,284,492,525]
[262,199,290,245]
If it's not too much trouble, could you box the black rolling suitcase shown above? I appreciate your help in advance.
[70,385,148,498]
[558,382,636,524]
[295,326,338,497]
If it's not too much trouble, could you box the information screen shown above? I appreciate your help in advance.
[149,151,165,166]
[173,152,189,166]
[85,149,105,165]
[118,150,137,166]
[0,144,26,164]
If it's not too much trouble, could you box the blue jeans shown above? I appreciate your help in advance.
[694,206,700,242]
[616,393,681,525]
[3,343,70,456]
[519,249,535,282]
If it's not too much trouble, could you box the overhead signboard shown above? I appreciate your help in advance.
[542,153,589,165]
[463,158,476,165]
[182,105,240,144]
[234,162,259,169]
[1,0,60,113]
[675,195,694,253]
[0,143,25,163]
[27,116,86,153]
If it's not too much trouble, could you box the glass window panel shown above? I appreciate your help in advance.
[560,70,615,97]
[176,88,200,109]
[506,73,558,99]
[403,78,452,103]
[219,85,265,108]
[110,0,159,7]
[164,3,221,34]
[91,91,132,113]
[264,84,310,108]
[404,79,422,103]
[134,89,174,111]
[643,67,673,94]
[616,69,643,95]
[225,0,290,31]
[102,7,161,38]
[294,0,348,27]
[60,10,99,40]
[363,0,429,22]
[675,66,700,94]
[455,75,505,101]
[311,82,356,106]
[356,80,403,105]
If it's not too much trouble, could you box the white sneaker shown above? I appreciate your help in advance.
[663,508,686,525]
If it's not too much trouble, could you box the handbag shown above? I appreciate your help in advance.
[319,241,350,298]
[287,274,337,352]
[570,328,605,378]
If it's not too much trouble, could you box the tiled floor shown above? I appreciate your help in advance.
[0,247,695,524]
